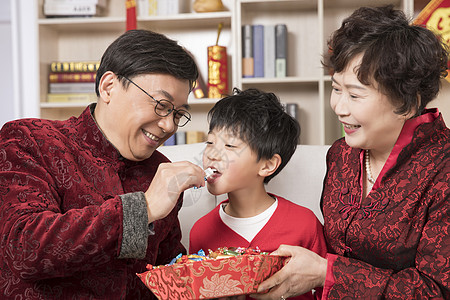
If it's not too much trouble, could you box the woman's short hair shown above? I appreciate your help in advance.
[323,5,448,116]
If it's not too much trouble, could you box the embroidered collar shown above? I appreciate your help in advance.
[359,108,439,190]
[341,109,442,220]
[75,103,123,162]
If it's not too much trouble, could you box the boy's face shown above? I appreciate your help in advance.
[202,128,266,196]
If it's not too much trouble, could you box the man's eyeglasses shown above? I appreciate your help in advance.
[122,76,191,127]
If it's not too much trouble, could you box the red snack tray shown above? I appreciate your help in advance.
[137,252,286,299]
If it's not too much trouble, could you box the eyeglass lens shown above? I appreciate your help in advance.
[123,76,191,127]
[155,100,190,127]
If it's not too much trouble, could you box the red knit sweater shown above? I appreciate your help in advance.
[190,195,327,299]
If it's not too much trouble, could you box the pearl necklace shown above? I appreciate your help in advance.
[365,150,376,185]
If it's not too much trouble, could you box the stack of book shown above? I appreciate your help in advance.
[164,131,206,146]
[282,102,299,121]
[137,0,186,17]
[242,24,287,78]
[43,0,108,17]
[47,61,99,103]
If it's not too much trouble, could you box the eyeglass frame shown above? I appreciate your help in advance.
[121,75,192,127]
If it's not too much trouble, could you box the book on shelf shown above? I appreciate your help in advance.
[137,0,185,17]
[49,72,96,83]
[49,82,96,94]
[242,24,287,79]
[43,0,107,17]
[44,0,107,5]
[242,24,254,78]
[163,131,205,146]
[252,25,264,78]
[50,61,100,73]
[264,24,276,78]
[284,103,298,121]
[137,0,157,17]
[186,131,205,144]
[164,134,176,146]
[46,93,98,103]
[275,24,287,78]
[163,0,185,15]
[175,131,186,145]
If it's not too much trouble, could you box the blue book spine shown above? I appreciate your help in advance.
[253,25,264,78]
[164,134,176,146]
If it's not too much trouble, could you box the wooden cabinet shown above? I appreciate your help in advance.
[36,0,447,145]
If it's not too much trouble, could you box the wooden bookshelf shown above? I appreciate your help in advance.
[30,0,450,145]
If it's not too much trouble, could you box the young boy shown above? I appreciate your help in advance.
[189,88,327,299]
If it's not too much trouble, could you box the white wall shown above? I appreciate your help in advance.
[0,0,39,128]
[0,0,15,127]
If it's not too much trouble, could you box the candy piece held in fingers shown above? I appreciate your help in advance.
[204,167,216,180]
[194,168,216,189]
[194,168,218,188]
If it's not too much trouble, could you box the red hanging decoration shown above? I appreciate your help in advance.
[125,0,137,31]
[414,0,450,82]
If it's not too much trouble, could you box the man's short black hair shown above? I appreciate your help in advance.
[95,29,198,96]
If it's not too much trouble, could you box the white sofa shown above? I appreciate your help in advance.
[158,143,331,249]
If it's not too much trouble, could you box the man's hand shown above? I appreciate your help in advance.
[250,245,327,299]
[145,161,205,223]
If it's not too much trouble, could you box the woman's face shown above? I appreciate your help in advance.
[330,55,408,155]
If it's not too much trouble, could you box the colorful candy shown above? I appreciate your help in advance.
[156,247,267,269]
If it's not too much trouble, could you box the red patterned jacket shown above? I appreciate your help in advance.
[0,105,185,299]
[321,109,449,299]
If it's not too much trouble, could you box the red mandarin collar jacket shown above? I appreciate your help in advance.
[321,109,449,299]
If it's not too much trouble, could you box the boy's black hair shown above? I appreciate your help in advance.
[323,5,448,116]
[207,88,300,183]
[95,29,199,96]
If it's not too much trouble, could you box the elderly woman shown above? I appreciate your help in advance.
[253,5,449,300]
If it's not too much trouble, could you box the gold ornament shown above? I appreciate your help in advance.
[193,0,225,13]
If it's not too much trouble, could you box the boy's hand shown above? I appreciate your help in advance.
[145,161,205,223]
